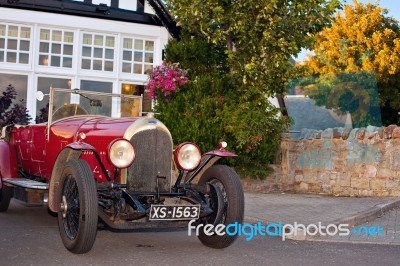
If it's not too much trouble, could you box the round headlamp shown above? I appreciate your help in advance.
[108,139,135,168]
[174,142,202,171]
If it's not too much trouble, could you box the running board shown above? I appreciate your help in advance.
[3,178,48,190]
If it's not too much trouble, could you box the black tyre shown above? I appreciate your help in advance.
[58,159,98,254]
[0,185,13,212]
[197,165,244,248]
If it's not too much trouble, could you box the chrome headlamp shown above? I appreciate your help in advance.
[108,139,135,168]
[174,142,202,171]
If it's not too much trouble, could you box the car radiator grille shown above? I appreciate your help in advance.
[127,129,172,192]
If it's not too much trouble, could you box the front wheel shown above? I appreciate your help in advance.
[0,185,13,212]
[58,159,98,254]
[197,165,244,248]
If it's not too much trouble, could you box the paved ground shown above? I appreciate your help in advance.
[244,192,400,244]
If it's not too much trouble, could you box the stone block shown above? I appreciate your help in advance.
[322,128,333,139]
[351,177,369,190]
[341,127,352,140]
[370,179,386,191]
[393,127,400,139]
[299,182,309,192]
[308,183,321,193]
[384,125,397,139]
[321,184,332,194]
[389,190,400,196]
[294,175,304,182]
[357,128,366,140]
[364,165,377,178]
[337,173,351,187]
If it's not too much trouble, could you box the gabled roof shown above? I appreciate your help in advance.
[0,0,179,38]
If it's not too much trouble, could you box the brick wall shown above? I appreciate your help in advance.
[279,125,400,197]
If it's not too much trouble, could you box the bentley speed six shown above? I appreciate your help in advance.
[0,87,244,254]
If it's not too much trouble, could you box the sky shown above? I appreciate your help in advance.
[295,0,400,62]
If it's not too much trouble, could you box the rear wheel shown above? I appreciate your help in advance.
[197,165,244,248]
[0,185,13,212]
[58,159,98,254]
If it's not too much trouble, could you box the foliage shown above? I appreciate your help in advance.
[0,84,31,128]
[298,0,400,125]
[147,61,188,100]
[290,71,381,127]
[155,36,289,179]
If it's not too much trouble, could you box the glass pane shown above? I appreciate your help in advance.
[40,29,50,40]
[82,46,91,57]
[105,36,114,47]
[93,47,103,58]
[51,56,61,67]
[0,25,5,36]
[134,51,143,62]
[64,32,74,43]
[80,79,113,116]
[122,63,131,73]
[145,41,154,51]
[20,27,30,38]
[39,55,49,66]
[19,53,29,64]
[105,49,113,59]
[64,44,73,55]
[39,42,49,53]
[52,43,61,54]
[0,73,28,106]
[63,57,72,68]
[82,59,91,69]
[123,38,132,49]
[37,77,70,122]
[123,51,132,61]
[83,34,92,45]
[0,51,4,62]
[93,60,102,70]
[8,26,18,37]
[104,61,113,71]
[7,39,17,50]
[20,40,29,51]
[0,38,5,49]
[144,52,153,63]
[6,52,16,63]
[94,35,103,46]
[144,64,153,74]
[52,30,62,42]
[134,64,142,74]
[134,40,143,50]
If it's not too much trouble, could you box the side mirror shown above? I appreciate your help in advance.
[36,91,45,101]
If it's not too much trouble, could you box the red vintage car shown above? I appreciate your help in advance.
[0,87,244,254]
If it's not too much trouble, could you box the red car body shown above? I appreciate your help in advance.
[0,87,244,254]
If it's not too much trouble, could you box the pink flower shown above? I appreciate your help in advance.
[146,61,188,100]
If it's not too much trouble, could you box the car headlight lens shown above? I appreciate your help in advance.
[174,142,202,171]
[108,139,135,168]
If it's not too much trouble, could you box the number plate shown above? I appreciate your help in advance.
[149,205,200,220]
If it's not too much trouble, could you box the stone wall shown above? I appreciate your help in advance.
[279,125,400,197]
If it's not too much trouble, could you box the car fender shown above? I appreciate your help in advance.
[0,140,18,188]
[48,142,98,212]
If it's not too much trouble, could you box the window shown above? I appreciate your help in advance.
[92,0,111,5]
[0,73,28,106]
[0,24,31,64]
[121,38,154,75]
[81,33,115,72]
[119,0,137,11]
[36,77,72,123]
[80,80,113,116]
[38,29,74,68]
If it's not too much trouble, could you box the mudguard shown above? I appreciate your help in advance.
[0,140,18,188]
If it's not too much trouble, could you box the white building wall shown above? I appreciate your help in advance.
[0,7,170,121]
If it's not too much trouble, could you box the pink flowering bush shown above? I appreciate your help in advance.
[146,61,188,101]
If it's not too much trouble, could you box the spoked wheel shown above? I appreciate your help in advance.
[58,159,98,254]
[0,185,13,212]
[197,165,244,248]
